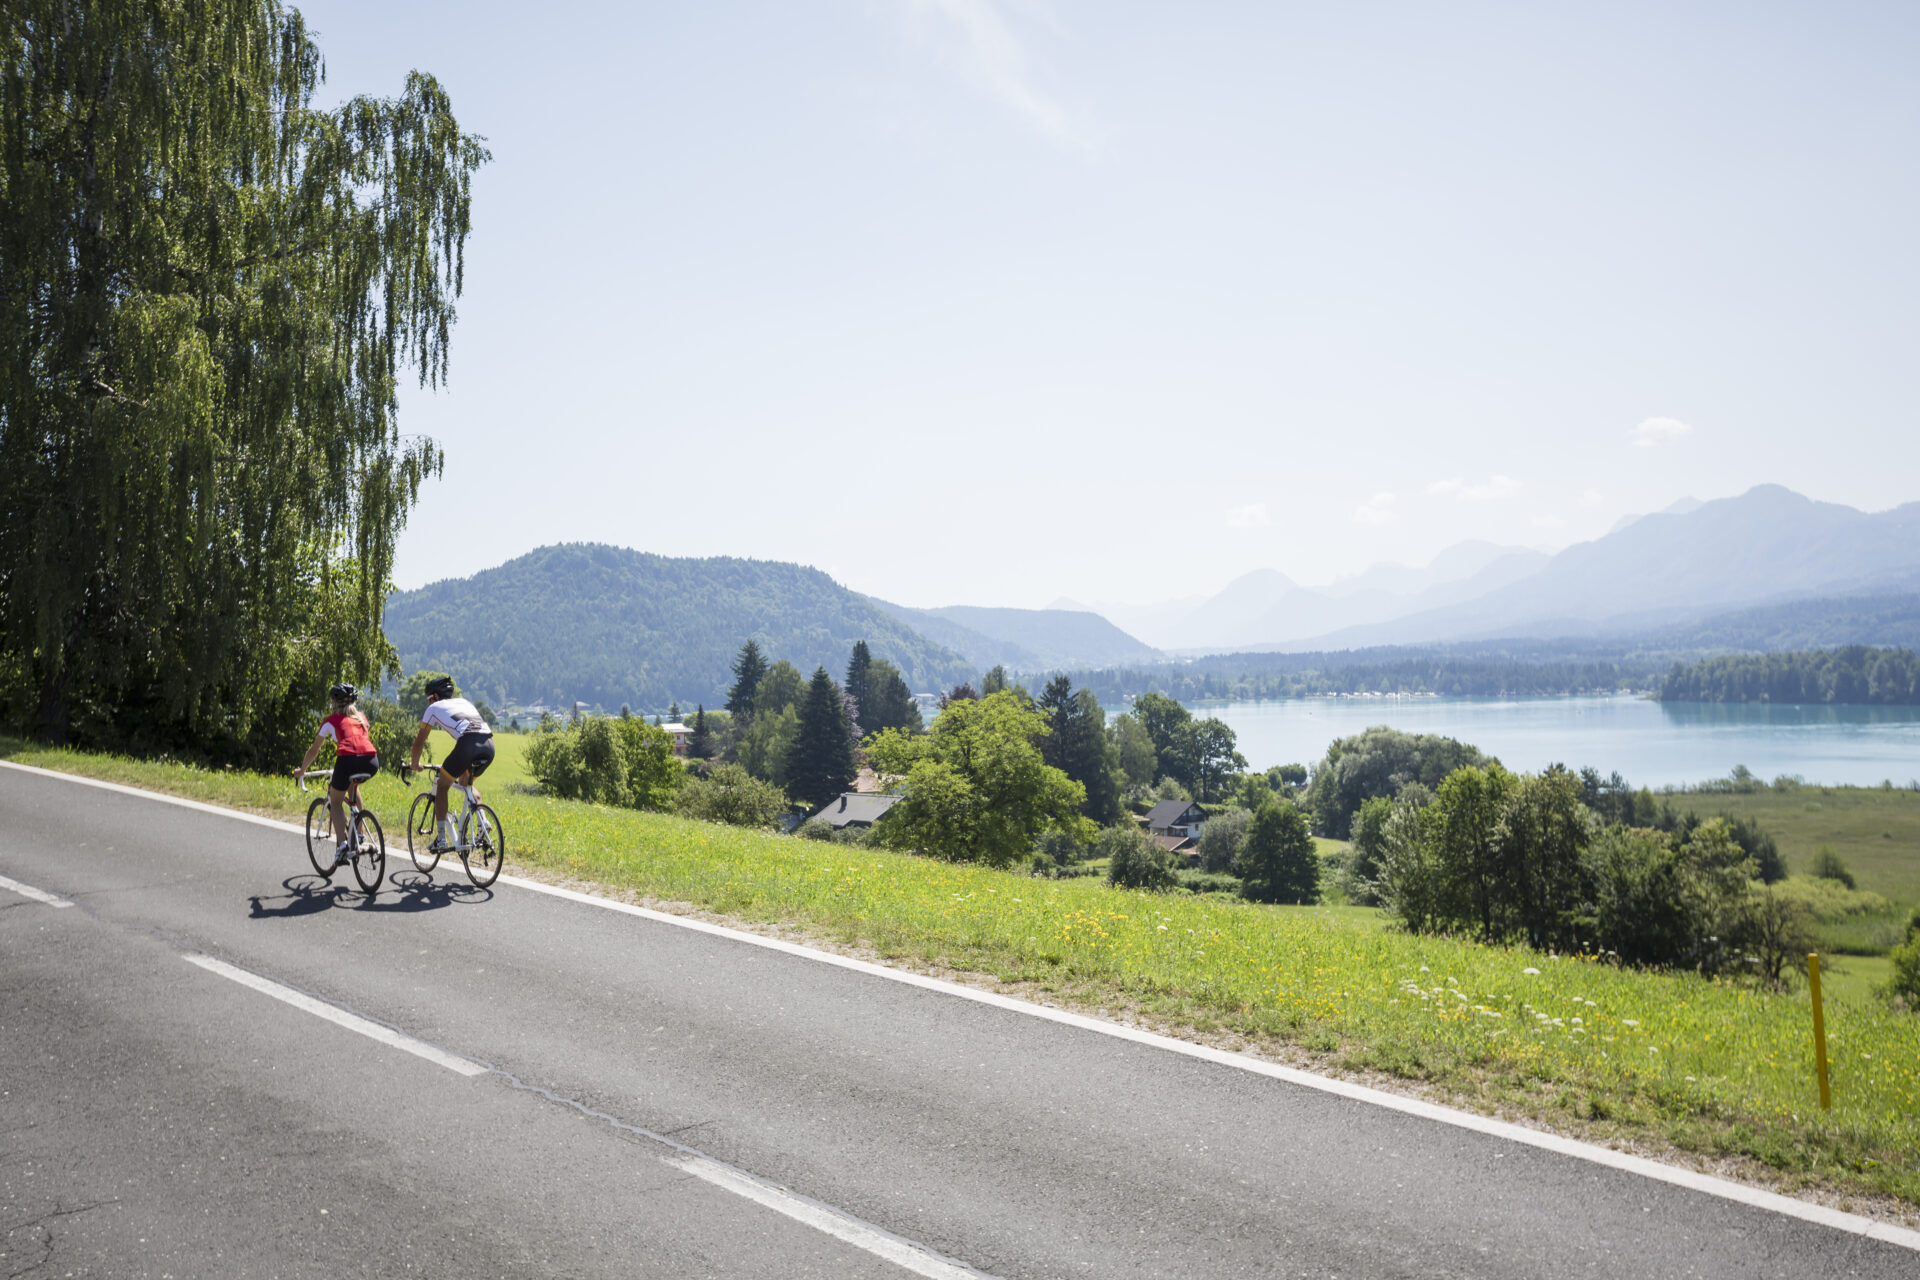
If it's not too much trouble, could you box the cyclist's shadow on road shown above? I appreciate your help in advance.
[247,870,492,919]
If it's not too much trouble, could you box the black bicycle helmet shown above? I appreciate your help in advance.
[328,682,358,704]
[424,675,456,700]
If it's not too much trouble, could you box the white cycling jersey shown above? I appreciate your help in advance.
[421,697,490,739]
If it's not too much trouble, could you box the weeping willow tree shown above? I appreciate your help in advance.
[0,2,488,763]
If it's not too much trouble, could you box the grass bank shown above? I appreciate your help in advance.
[4,738,1916,1216]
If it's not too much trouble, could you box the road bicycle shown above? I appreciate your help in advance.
[298,770,386,893]
[402,767,505,888]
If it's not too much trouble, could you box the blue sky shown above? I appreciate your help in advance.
[297,1,1920,607]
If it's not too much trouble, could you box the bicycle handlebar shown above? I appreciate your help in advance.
[295,769,330,794]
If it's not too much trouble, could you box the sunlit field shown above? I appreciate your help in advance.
[4,737,1916,1211]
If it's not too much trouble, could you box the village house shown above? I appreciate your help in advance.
[1142,798,1206,866]
[809,792,902,831]
[1143,799,1207,839]
[658,722,693,757]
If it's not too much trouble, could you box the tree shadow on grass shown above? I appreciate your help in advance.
[247,870,492,919]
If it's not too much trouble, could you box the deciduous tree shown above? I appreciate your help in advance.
[1237,802,1319,904]
[866,691,1089,866]
[0,1,486,761]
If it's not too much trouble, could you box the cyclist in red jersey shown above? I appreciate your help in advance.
[295,683,381,866]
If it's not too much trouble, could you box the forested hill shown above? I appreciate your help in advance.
[1657,647,1920,705]
[383,544,975,710]
[1064,646,1666,705]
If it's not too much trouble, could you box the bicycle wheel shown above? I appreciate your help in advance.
[351,811,385,893]
[465,803,504,888]
[408,791,440,873]
[305,797,335,879]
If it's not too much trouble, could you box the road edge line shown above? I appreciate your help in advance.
[183,953,487,1076]
[0,871,75,908]
[8,756,1917,1252]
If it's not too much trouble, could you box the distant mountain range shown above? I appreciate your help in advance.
[384,486,1920,710]
[1061,487,1920,654]
[870,602,1160,672]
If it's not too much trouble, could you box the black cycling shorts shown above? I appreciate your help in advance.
[330,753,379,791]
[441,732,495,781]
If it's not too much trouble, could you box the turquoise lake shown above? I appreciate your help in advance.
[1188,695,1920,789]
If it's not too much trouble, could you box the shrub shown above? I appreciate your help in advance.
[675,763,789,829]
[797,817,837,842]
[1887,936,1920,1010]
[1175,870,1241,895]
[1807,846,1856,890]
[1100,825,1176,892]
[526,716,682,810]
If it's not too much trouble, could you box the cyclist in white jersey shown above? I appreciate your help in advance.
[407,676,495,853]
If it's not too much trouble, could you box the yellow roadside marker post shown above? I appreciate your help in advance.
[1808,952,1831,1111]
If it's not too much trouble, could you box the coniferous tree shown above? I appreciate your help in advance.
[0,1,487,759]
[785,667,856,809]
[726,639,768,720]
[845,641,873,716]
[689,704,713,759]
[1038,677,1123,824]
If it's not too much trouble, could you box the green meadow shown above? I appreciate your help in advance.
[3,737,1917,1214]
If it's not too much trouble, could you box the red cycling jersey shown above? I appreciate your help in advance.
[320,712,376,756]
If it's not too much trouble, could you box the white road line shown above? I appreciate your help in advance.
[9,759,1919,1254]
[183,954,487,1077]
[0,872,74,908]
[668,1155,988,1280]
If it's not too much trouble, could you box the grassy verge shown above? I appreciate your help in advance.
[5,738,1918,1216]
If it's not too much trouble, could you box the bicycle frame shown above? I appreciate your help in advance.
[298,769,368,842]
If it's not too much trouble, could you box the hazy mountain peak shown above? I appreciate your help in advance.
[1608,495,1702,534]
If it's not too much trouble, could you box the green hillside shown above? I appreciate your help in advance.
[384,544,974,710]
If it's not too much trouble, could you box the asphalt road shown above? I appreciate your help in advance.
[2,762,1915,1279]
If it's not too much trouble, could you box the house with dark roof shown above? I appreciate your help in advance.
[1143,799,1207,840]
[810,792,902,831]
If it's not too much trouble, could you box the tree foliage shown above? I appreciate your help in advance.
[1307,726,1492,839]
[866,691,1089,867]
[0,1,486,762]
[858,657,923,738]
[1108,712,1157,789]
[1236,802,1319,904]
[1659,646,1920,705]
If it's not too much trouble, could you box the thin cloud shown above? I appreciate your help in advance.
[1578,489,1605,508]
[898,0,1084,148]
[1632,417,1692,448]
[1352,491,1397,527]
[1226,503,1271,530]
[1427,475,1521,502]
